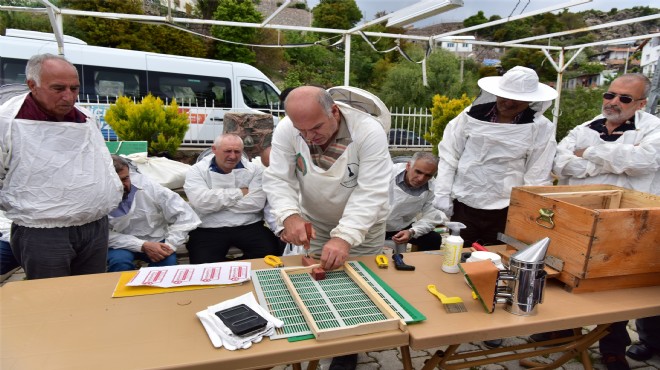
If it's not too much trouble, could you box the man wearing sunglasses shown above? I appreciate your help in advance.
[552,73,660,370]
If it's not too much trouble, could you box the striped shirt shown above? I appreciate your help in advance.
[308,117,352,170]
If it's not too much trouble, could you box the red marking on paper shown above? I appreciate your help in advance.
[142,269,167,285]
[201,267,222,282]
[229,266,247,281]
[172,268,195,285]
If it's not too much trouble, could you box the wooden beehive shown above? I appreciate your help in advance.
[504,185,660,293]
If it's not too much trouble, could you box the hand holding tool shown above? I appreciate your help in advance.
[264,255,284,268]
[376,254,388,269]
[427,284,467,313]
[304,222,313,258]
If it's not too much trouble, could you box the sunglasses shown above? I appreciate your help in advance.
[602,92,645,104]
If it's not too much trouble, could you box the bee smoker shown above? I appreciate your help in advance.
[495,237,550,316]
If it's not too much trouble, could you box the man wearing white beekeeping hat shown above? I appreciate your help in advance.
[433,66,558,255]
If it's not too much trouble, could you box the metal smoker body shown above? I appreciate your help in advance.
[496,237,550,316]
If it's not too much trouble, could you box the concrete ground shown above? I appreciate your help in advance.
[2,267,658,370]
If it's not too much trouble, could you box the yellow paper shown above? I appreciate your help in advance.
[112,271,233,298]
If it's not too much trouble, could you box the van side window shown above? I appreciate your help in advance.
[149,72,231,108]
[0,58,28,85]
[81,66,145,102]
[240,80,280,109]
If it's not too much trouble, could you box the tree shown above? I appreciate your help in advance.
[61,0,206,57]
[463,11,488,28]
[281,31,344,88]
[312,0,362,29]
[0,0,53,34]
[211,0,262,64]
[425,94,473,155]
[105,95,189,156]
[378,47,479,108]
[544,86,605,142]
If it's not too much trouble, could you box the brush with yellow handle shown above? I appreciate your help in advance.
[427,284,467,313]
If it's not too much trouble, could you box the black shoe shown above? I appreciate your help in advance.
[601,353,631,370]
[483,339,503,348]
[626,342,656,361]
[329,354,358,370]
[529,329,574,343]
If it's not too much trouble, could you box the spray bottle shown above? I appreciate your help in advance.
[442,222,466,274]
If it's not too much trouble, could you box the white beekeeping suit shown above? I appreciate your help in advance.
[386,162,447,235]
[553,109,660,195]
[434,68,557,216]
[109,172,201,252]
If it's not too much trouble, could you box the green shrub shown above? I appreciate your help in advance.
[425,93,474,155]
[105,94,189,156]
[546,86,605,142]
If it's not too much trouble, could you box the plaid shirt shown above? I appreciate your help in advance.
[307,117,353,170]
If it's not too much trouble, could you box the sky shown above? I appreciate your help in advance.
[305,0,660,27]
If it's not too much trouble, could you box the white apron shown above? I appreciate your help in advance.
[1,116,121,228]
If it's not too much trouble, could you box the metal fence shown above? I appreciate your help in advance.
[78,95,434,150]
[388,106,433,150]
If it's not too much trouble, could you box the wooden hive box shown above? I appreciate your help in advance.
[505,184,660,293]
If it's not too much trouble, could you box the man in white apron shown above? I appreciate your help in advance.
[0,54,122,279]
[386,152,447,252]
[107,155,201,271]
[263,86,391,270]
[263,86,392,370]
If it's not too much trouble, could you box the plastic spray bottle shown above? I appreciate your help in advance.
[442,222,466,274]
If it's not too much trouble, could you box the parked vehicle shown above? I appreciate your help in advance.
[0,29,281,145]
[388,129,429,146]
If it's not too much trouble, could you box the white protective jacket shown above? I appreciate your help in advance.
[109,172,201,252]
[553,110,660,195]
[184,155,266,228]
[263,104,392,255]
[434,99,556,213]
[386,163,448,235]
[0,93,122,227]
[0,210,11,243]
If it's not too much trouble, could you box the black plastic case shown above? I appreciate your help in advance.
[214,304,268,336]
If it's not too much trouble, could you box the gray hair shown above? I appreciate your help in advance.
[25,53,77,87]
[616,73,651,98]
[410,152,438,167]
[213,133,244,148]
[111,155,129,173]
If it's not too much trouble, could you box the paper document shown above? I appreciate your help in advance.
[127,262,251,288]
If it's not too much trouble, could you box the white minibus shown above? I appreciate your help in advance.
[0,29,282,145]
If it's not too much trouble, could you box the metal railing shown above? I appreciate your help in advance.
[78,95,434,150]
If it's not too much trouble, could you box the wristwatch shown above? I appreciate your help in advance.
[408,229,416,238]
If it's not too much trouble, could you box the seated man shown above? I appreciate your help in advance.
[107,156,201,272]
[184,134,279,263]
[386,152,447,251]
[0,210,20,276]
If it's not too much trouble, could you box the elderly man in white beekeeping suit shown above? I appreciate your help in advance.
[433,66,558,253]
[0,53,122,280]
[386,152,448,252]
[107,156,201,272]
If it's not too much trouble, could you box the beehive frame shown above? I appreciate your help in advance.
[279,263,406,341]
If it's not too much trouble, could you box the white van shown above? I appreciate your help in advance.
[0,29,282,145]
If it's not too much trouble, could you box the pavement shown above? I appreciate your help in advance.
[2,267,659,370]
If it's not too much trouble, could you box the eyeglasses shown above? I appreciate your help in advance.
[602,92,645,104]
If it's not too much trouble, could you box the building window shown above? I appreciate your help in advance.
[447,42,454,48]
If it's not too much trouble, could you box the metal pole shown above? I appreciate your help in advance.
[344,34,351,86]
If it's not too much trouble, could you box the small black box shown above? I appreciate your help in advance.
[214,304,268,336]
